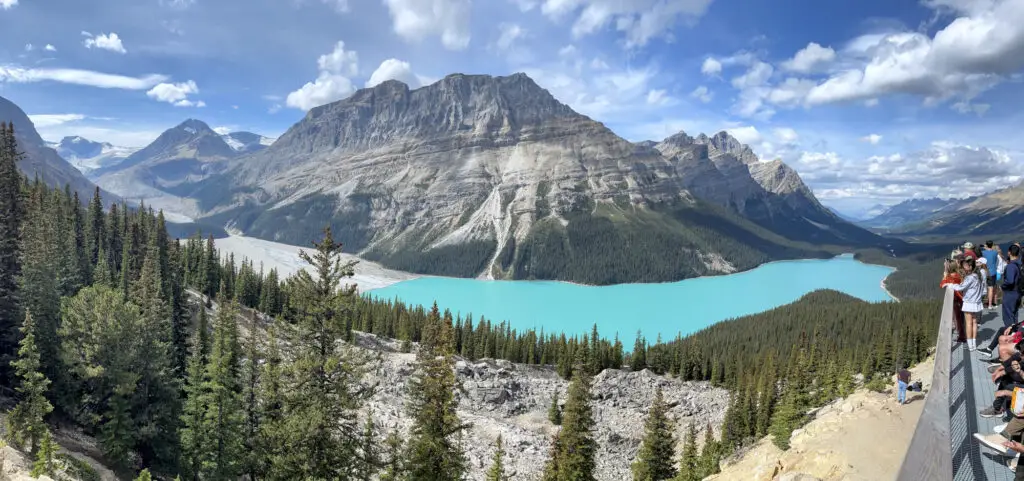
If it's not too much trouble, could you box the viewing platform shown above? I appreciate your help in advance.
[899,287,1017,481]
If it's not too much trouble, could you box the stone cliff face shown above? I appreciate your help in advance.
[0,96,108,202]
[109,72,887,281]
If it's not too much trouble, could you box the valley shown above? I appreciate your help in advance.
[18,73,897,287]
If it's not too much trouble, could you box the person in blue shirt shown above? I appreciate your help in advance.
[982,245,1023,358]
[985,241,1001,309]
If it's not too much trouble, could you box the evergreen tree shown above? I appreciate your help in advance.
[485,435,508,481]
[201,296,245,480]
[275,228,371,479]
[379,429,406,481]
[542,356,597,481]
[548,390,562,426]
[697,423,720,478]
[632,331,646,371]
[359,413,380,481]
[631,387,677,481]
[6,311,53,452]
[674,424,699,481]
[18,186,61,384]
[241,323,263,481]
[180,331,209,481]
[404,296,469,480]
[258,323,285,481]
[134,469,153,481]
[29,429,58,478]
[768,375,805,450]
[0,122,24,384]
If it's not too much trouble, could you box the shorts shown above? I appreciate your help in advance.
[988,275,997,287]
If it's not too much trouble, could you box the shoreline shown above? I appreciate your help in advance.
[881,270,901,302]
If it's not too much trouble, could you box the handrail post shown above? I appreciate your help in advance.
[896,286,954,481]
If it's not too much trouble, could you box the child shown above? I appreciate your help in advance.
[950,257,985,350]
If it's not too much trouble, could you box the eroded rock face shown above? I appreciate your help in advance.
[360,333,730,481]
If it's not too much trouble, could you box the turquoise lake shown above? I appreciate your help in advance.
[365,254,896,345]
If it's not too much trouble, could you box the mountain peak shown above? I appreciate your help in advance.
[174,118,215,136]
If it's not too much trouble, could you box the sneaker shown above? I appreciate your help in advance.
[1008,453,1019,472]
[979,347,994,355]
[995,423,1009,434]
[981,407,1004,418]
[975,432,1011,453]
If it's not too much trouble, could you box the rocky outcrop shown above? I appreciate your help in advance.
[359,333,730,481]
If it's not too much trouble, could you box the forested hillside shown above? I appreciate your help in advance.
[0,124,942,480]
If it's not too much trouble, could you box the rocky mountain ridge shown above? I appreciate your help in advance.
[0,96,109,201]
[859,197,975,232]
[93,73,888,283]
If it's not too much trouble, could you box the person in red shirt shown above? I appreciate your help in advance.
[942,256,967,343]
[963,242,979,260]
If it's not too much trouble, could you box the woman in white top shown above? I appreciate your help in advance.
[952,257,986,350]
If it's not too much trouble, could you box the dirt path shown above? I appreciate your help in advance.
[707,356,933,481]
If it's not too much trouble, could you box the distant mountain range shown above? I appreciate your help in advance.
[865,186,1024,236]
[0,95,111,202]
[858,197,976,232]
[2,73,896,284]
[45,136,139,175]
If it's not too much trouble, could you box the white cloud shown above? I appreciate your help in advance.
[28,114,86,128]
[365,58,421,88]
[690,85,712,103]
[861,134,883,145]
[780,42,836,73]
[44,44,56,52]
[773,127,799,144]
[24,44,33,52]
[286,41,359,111]
[0,66,167,89]
[522,59,668,122]
[213,126,234,135]
[496,23,525,50]
[82,32,127,54]
[798,143,1022,207]
[590,57,609,70]
[726,126,762,145]
[540,0,715,48]
[646,89,670,106]
[804,0,1024,108]
[146,80,205,107]
[0,0,17,10]
[701,57,721,76]
[381,0,471,50]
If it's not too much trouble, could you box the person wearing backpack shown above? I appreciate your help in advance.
[1003,244,1023,328]
[982,245,1024,358]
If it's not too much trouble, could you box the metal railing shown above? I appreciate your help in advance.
[896,286,954,481]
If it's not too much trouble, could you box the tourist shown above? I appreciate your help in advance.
[976,360,1024,477]
[1005,245,1023,328]
[981,353,1024,418]
[950,257,985,351]
[897,364,911,405]
[942,257,967,344]
[986,241,1002,309]
[964,242,979,260]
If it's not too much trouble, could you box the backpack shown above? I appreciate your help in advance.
[1016,261,1024,295]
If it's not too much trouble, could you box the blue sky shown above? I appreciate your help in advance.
[1,0,1023,216]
